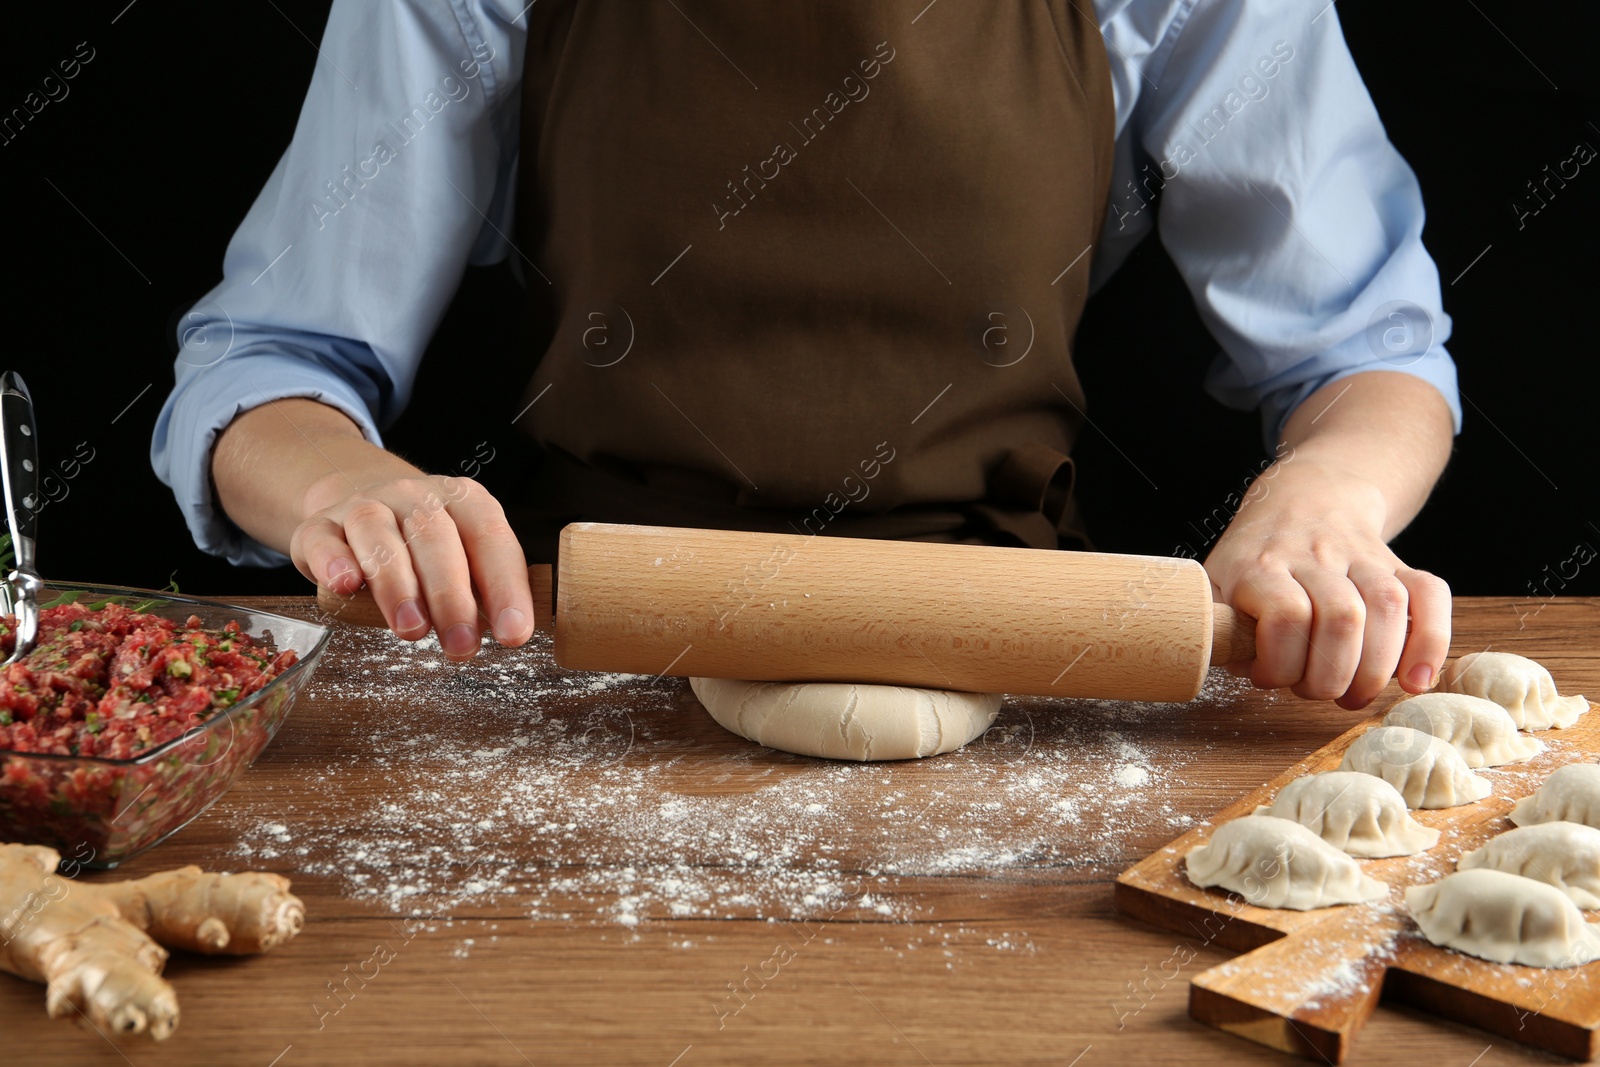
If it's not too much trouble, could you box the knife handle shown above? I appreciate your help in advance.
[0,371,41,553]
[316,564,555,633]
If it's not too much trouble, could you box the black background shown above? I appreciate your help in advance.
[0,2,1594,604]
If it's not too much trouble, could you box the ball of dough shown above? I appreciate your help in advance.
[689,677,1001,761]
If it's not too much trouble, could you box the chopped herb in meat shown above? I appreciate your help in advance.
[0,601,298,760]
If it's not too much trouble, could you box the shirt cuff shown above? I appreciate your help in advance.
[1211,343,1463,451]
[151,350,384,567]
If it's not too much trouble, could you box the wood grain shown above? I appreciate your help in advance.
[1116,670,1600,1062]
[555,522,1246,699]
[314,525,1261,690]
[316,564,555,632]
[1,596,1594,1066]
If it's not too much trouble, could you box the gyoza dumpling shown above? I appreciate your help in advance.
[1406,868,1600,967]
[1511,763,1600,829]
[1339,726,1492,809]
[1381,692,1543,768]
[1440,651,1588,730]
[1254,771,1439,858]
[1184,814,1388,910]
[1458,822,1600,909]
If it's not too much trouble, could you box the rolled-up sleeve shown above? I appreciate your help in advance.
[1105,0,1462,447]
[151,0,527,565]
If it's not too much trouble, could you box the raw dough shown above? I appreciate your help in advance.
[689,677,1000,761]
[1405,868,1600,967]
[1339,726,1492,808]
[1458,822,1600,909]
[1183,814,1388,910]
[1440,651,1589,730]
[1511,763,1600,829]
[1254,770,1439,858]
[1381,692,1543,768]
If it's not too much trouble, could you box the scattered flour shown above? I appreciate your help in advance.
[1114,763,1152,788]
[228,625,1254,936]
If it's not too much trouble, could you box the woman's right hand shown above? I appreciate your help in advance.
[211,399,534,662]
[289,472,535,660]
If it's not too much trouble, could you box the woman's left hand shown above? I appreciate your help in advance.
[1203,453,1451,710]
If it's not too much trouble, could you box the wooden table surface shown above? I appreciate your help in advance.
[5,596,1597,1067]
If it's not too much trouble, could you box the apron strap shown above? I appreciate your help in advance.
[969,441,1088,551]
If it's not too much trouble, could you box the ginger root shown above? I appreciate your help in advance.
[0,842,304,1040]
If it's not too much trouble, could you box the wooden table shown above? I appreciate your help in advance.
[5,596,1596,1066]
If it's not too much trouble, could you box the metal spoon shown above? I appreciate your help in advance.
[0,371,43,669]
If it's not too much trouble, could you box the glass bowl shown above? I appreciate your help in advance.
[0,582,330,868]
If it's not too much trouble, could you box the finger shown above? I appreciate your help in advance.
[1395,567,1452,693]
[342,501,429,640]
[289,518,363,596]
[397,486,482,660]
[1228,571,1313,691]
[1338,560,1410,710]
[1289,567,1365,702]
[444,480,535,646]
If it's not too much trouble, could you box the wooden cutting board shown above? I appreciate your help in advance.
[1114,697,1600,1063]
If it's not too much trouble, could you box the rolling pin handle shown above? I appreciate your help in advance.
[315,564,556,633]
[1209,602,1258,666]
[315,583,389,629]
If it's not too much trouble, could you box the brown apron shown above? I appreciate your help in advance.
[511,0,1114,561]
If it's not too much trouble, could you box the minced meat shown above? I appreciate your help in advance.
[0,600,298,760]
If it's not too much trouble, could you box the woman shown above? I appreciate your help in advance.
[154,0,1457,710]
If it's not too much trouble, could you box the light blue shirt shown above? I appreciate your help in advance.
[153,0,1461,567]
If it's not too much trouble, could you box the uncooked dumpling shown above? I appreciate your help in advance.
[689,677,1000,761]
[1406,868,1600,967]
[1511,763,1600,829]
[1254,770,1439,858]
[1440,651,1588,730]
[1183,814,1388,910]
[1339,726,1492,809]
[1458,822,1600,909]
[1381,692,1543,768]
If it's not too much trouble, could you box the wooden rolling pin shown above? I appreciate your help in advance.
[318,522,1256,702]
